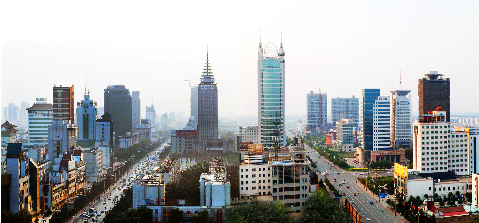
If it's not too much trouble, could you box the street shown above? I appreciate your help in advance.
[305,144,404,223]
[68,140,169,223]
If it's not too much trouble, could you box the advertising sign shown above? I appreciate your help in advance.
[394,163,408,178]
[380,193,385,198]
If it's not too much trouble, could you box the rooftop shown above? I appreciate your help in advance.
[27,103,53,111]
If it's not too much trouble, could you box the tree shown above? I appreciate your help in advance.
[226,201,294,223]
[424,194,429,200]
[299,188,352,223]
[169,208,184,223]
[192,210,213,223]
[136,206,153,223]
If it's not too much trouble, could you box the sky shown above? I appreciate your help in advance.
[1,1,478,122]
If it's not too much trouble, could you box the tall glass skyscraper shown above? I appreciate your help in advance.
[391,90,412,148]
[258,40,285,148]
[76,90,97,140]
[362,89,380,151]
[373,96,391,150]
[307,90,327,134]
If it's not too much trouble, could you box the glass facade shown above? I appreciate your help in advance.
[362,89,380,150]
[259,55,284,148]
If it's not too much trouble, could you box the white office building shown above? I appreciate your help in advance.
[26,99,53,148]
[373,96,391,151]
[132,91,141,133]
[335,119,355,152]
[391,90,412,148]
[238,126,259,144]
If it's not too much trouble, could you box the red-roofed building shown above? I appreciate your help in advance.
[438,206,468,218]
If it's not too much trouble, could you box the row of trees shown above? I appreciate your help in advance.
[169,208,213,223]
[103,188,153,223]
[306,155,317,169]
[1,209,32,223]
[358,176,394,195]
[225,187,351,223]
[302,136,352,170]
[324,177,342,197]
[369,160,392,169]
[386,195,436,223]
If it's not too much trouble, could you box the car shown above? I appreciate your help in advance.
[370,201,374,205]
[354,193,356,196]
[97,213,101,216]
[108,197,111,200]
[103,201,106,204]
[342,193,345,196]
[346,186,349,188]
[339,184,342,186]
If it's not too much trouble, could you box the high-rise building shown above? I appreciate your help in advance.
[26,99,53,147]
[331,96,359,128]
[191,86,198,123]
[76,90,97,140]
[95,113,113,148]
[47,120,77,168]
[362,89,380,151]
[20,101,30,123]
[335,119,355,152]
[3,103,19,123]
[391,90,412,148]
[258,40,285,148]
[53,85,74,124]
[132,91,141,133]
[373,96,391,151]
[418,71,450,122]
[306,90,327,134]
[104,85,132,137]
[146,104,157,131]
[197,49,218,150]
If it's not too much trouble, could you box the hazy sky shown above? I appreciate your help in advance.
[2,1,478,121]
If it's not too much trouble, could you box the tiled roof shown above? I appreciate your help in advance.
[27,103,53,111]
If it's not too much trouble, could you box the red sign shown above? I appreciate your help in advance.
[217,211,222,223]
[175,130,197,137]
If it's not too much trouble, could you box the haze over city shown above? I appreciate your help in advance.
[2,1,478,119]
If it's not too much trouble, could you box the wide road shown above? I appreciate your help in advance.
[70,140,169,223]
[305,144,401,223]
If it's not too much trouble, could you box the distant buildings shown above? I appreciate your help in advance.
[197,49,218,151]
[146,104,157,131]
[306,90,327,134]
[238,126,259,144]
[137,119,152,141]
[190,86,198,124]
[26,99,53,148]
[391,90,412,149]
[3,103,19,123]
[258,40,286,148]
[76,91,97,140]
[53,85,74,124]
[361,89,380,152]
[132,91,141,133]
[331,96,359,128]
[104,85,132,139]
[418,71,450,122]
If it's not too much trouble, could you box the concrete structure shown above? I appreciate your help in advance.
[132,91,141,134]
[362,89,380,152]
[395,164,469,202]
[199,157,231,208]
[83,149,103,182]
[419,71,450,122]
[331,96,360,128]
[26,100,53,147]
[2,121,17,145]
[104,85,132,137]
[190,86,198,126]
[197,49,218,151]
[118,132,139,149]
[356,147,405,165]
[373,96,391,151]
[391,90,412,149]
[449,130,469,176]
[306,90,327,134]
[171,130,198,154]
[97,146,111,169]
[146,104,157,131]
[238,126,259,144]
[258,40,286,148]
[137,119,152,141]
[335,119,355,152]
[47,120,77,169]
[76,90,97,140]
[239,145,272,197]
[53,85,74,124]
[95,113,113,148]
[468,129,479,174]
[28,147,45,163]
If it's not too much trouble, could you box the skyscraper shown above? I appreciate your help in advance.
[362,89,380,151]
[146,104,157,131]
[258,39,285,148]
[26,98,52,147]
[391,90,412,148]
[197,48,218,150]
[306,90,327,134]
[372,96,391,150]
[20,101,30,123]
[76,89,97,140]
[191,85,198,124]
[132,91,141,133]
[104,85,132,137]
[53,85,74,124]
[331,96,359,128]
[418,71,450,122]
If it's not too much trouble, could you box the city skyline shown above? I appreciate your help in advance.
[2,1,478,120]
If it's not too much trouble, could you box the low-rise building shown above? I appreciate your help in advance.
[171,130,198,154]
[199,157,231,208]
[1,121,17,145]
[118,132,139,149]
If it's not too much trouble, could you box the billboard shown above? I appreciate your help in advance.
[173,130,197,137]
[394,163,407,178]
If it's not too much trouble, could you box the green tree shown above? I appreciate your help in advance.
[192,210,214,223]
[169,208,184,223]
[300,188,351,223]
[136,206,153,223]
[225,201,294,223]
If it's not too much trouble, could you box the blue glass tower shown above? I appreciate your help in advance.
[76,89,97,140]
[258,40,285,149]
[362,89,380,150]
